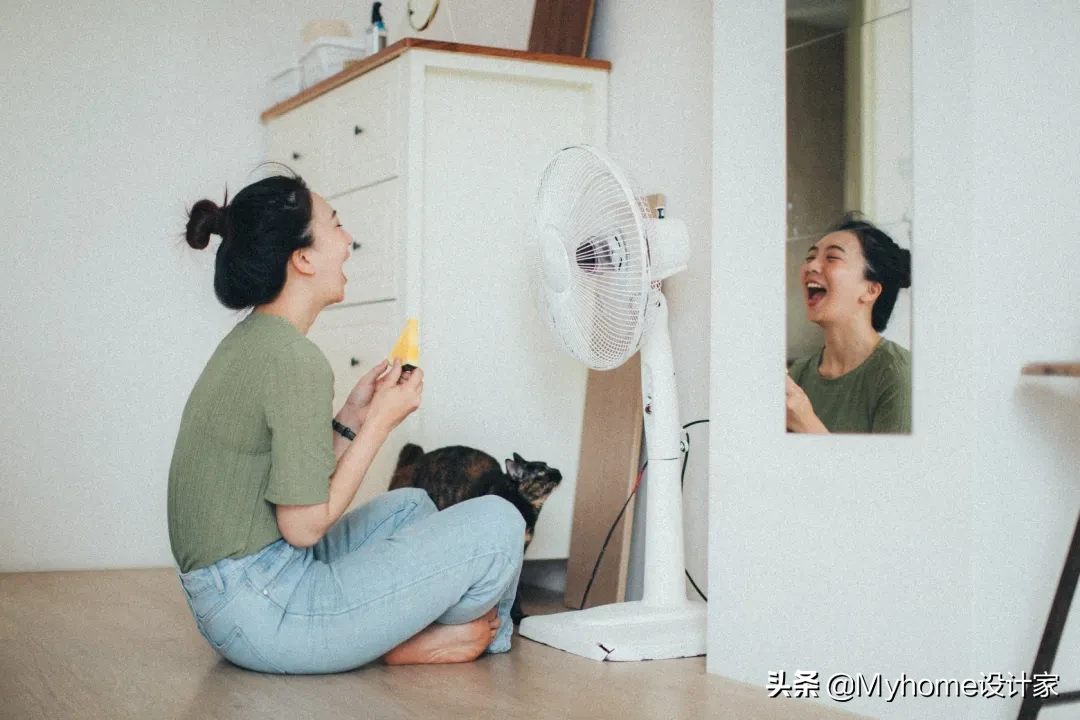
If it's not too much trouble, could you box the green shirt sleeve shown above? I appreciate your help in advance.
[263,338,336,506]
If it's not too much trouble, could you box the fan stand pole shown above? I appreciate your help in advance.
[639,295,690,607]
[518,295,707,661]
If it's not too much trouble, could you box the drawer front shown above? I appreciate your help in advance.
[318,63,401,197]
[266,101,321,176]
[265,63,401,198]
[334,179,399,306]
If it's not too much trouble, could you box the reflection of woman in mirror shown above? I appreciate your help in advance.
[786,214,912,433]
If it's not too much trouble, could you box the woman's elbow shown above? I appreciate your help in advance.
[276,507,327,548]
[279,524,322,548]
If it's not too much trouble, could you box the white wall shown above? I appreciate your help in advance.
[588,0,712,600]
[713,1,1080,718]
[0,0,531,572]
[710,2,977,719]
[971,1,1080,717]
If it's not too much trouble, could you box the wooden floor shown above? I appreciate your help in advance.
[0,569,864,720]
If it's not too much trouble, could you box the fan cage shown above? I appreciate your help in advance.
[529,145,664,370]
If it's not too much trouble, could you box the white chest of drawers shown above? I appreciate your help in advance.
[261,41,610,559]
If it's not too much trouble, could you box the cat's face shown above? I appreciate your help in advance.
[505,453,562,509]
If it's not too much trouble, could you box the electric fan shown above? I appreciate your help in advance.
[517,145,705,661]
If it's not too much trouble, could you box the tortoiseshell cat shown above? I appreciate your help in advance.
[388,444,563,623]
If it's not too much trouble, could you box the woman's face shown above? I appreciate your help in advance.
[800,230,878,327]
[306,192,353,304]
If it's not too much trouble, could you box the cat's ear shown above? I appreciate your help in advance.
[505,457,525,482]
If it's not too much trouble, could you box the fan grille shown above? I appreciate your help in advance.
[531,146,656,370]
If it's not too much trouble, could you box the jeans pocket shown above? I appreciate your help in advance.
[186,584,237,626]
[214,626,286,675]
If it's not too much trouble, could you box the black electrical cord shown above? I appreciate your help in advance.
[579,419,710,608]
[578,464,644,609]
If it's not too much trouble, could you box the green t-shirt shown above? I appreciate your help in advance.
[168,312,336,572]
[788,338,911,434]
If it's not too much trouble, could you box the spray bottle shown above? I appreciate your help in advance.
[366,2,387,57]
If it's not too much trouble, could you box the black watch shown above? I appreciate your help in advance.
[332,419,356,441]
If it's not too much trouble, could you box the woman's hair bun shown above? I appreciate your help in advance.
[185,195,228,250]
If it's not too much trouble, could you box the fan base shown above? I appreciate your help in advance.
[517,600,706,661]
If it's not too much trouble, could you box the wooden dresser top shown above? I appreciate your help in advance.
[261,38,612,123]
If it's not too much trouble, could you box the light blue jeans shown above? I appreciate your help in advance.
[177,489,525,674]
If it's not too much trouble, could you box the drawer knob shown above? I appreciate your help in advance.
[350,357,361,367]
[352,241,362,250]
[353,126,363,135]
[291,151,301,160]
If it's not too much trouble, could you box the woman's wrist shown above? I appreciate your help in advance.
[358,414,392,443]
[336,401,366,431]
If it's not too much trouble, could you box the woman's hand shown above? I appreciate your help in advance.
[786,376,828,433]
[343,360,389,416]
[331,360,390,459]
[364,360,424,436]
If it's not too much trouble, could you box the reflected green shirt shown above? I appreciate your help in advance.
[168,313,336,572]
[788,338,911,433]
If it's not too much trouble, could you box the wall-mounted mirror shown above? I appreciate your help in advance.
[785,0,912,434]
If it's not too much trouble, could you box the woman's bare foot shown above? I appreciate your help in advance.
[384,609,501,666]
